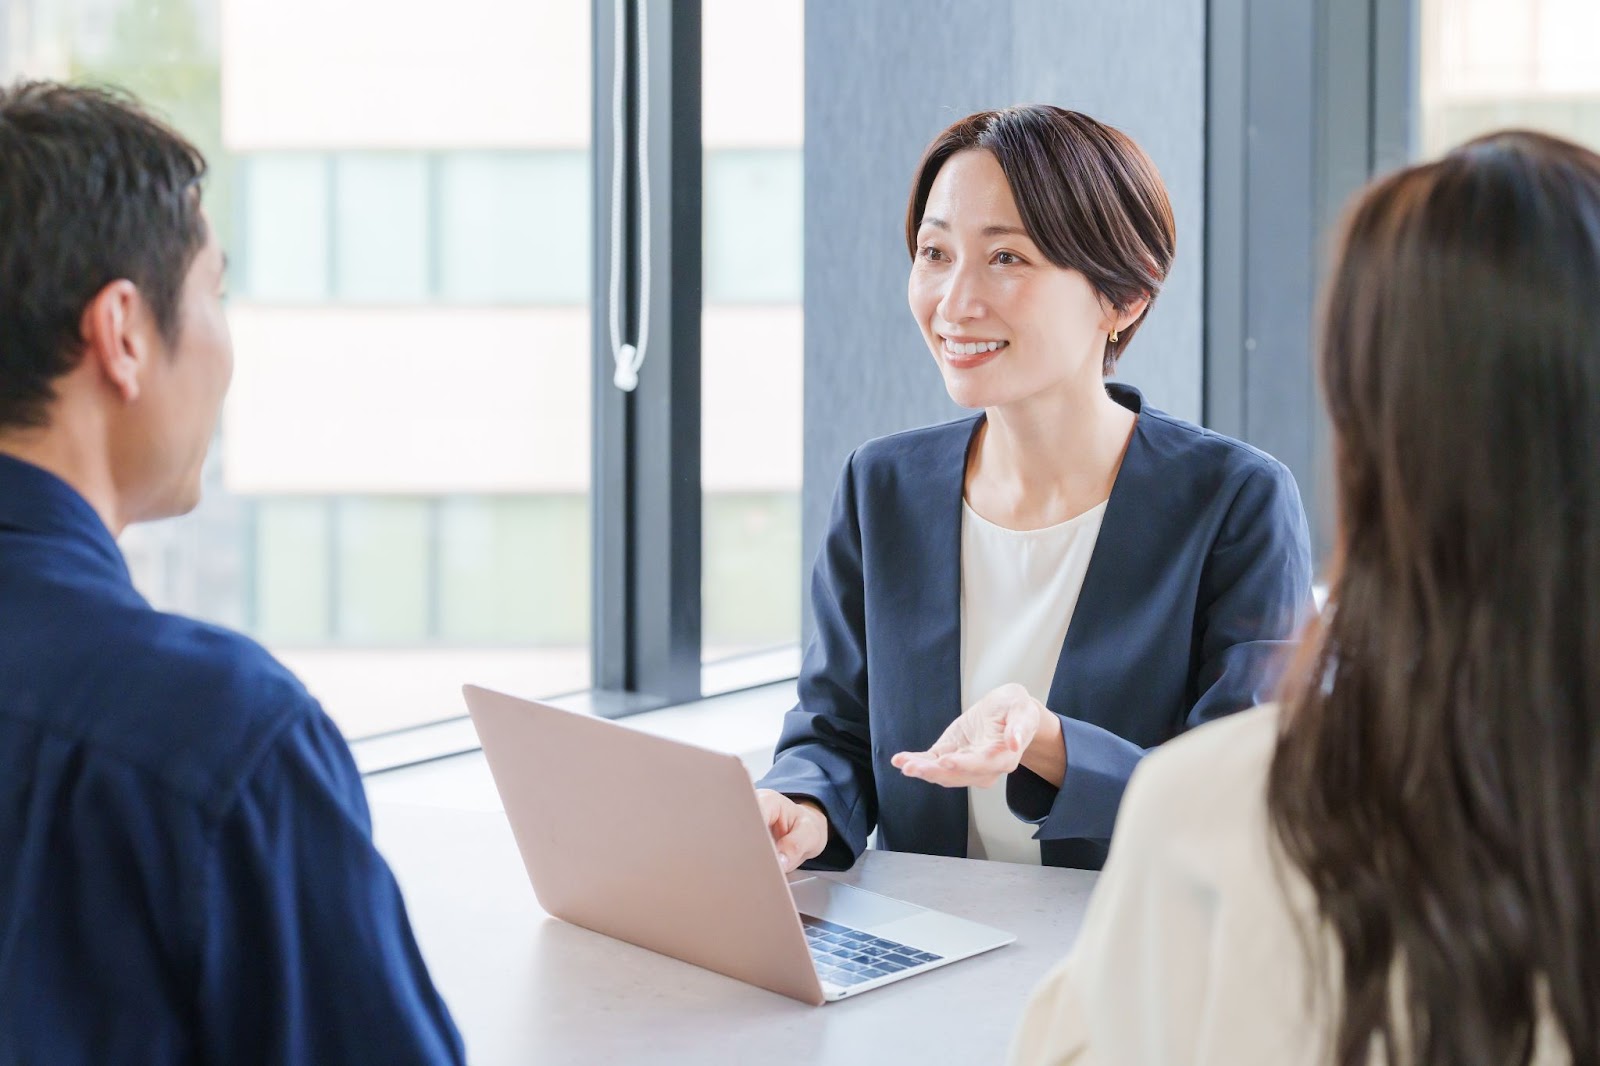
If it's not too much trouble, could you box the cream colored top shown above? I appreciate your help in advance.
[1009,704,1571,1066]
[960,498,1106,866]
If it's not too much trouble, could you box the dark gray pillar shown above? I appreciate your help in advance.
[802,0,1208,631]
[1205,0,1416,562]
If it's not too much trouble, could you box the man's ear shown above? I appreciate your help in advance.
[79,279,151,404]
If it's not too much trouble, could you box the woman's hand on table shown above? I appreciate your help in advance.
[890,682,1064,788]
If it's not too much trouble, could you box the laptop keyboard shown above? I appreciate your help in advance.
[801,914,943,987]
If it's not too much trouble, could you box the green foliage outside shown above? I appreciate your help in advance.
[68,0,234,250]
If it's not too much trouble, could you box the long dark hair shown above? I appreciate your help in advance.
[1269,130,1600,1065]
[904,106,1175,372]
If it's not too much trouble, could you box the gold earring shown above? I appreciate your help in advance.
[1109,328,1119,345]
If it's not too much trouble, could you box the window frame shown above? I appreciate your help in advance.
[589,0,707,713]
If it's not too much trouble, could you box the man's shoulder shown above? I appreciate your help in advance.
[39,605,325,814]
[125,608,310,710]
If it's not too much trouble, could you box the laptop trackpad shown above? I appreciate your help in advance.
[789,877,925,931]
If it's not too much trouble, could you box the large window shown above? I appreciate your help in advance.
[1421,0,1600,154]
[5,0,594,739]
[701,0,804,680]
[4,0,810,745]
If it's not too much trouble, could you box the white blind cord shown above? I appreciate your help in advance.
[608,0,651,393]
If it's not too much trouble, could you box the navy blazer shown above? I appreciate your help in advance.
[759,384,1314,870]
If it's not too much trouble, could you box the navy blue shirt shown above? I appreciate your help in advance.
[760,384,1314,870]
[0,455,464,1065]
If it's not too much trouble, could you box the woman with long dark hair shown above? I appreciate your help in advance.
[1010,129,1598,1064]
[754,106,1313,875]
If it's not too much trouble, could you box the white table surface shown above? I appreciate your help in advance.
[374,802,1099,1065]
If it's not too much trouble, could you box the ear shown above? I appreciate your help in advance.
[79,279,152,404]
[1112,295,1151,334]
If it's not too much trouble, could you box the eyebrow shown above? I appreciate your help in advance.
[919,216,1031,239]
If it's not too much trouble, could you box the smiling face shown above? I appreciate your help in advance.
[908,149,1118,411]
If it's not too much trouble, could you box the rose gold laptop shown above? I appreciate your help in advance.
[462,684,1015,1005]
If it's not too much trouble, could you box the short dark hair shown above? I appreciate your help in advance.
[905,106,1176,373]
[0,81,208,429]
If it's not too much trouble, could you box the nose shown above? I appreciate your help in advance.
[937,258,987,325]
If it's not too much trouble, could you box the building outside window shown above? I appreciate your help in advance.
[701,0,804,677]
[1421,0,1600,154]
[1,0,806,737]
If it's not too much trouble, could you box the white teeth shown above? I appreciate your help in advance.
[944,339,1006,356]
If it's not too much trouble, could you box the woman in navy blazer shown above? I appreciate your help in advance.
[757,106,1313,872]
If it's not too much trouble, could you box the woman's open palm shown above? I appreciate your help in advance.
[890,683,1044,788]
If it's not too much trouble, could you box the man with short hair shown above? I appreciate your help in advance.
[0,81,464,1064]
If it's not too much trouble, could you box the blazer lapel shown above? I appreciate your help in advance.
[883,414,981,858]
[924,415,983,734]
[1044,386,1151,720]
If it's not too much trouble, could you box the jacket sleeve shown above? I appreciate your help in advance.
[756,451,877,870]
[1010,460,1314,842]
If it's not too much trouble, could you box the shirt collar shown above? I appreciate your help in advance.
[1105,380,1146,415]
[0,452,132,584]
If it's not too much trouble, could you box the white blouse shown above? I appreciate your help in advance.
[1008,704,1571,1065]
[960,498,1106,866]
